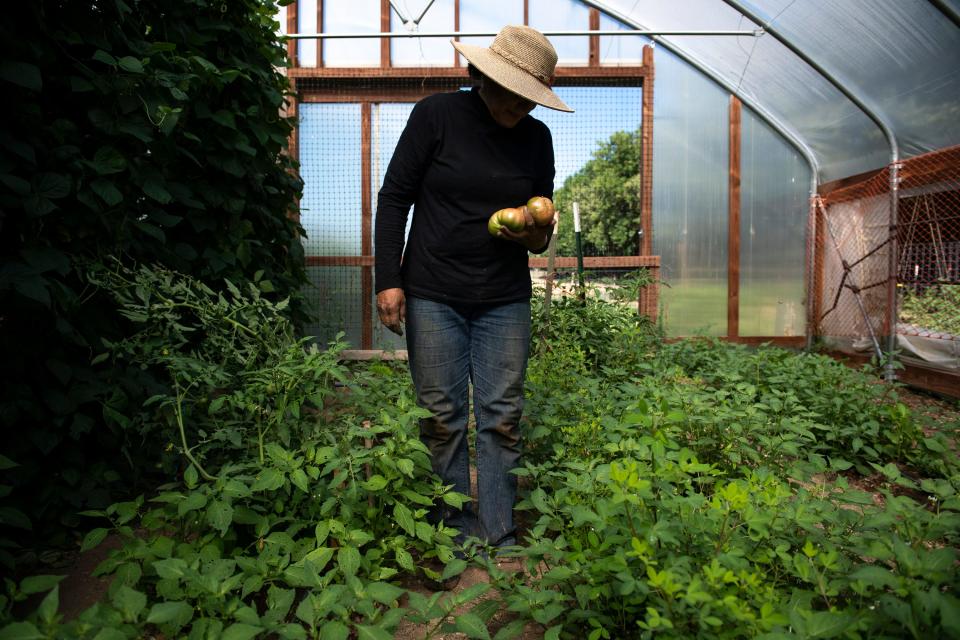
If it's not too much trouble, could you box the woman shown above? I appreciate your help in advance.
[374,25,572,554]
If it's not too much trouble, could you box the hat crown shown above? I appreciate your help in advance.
[489,25,558,85]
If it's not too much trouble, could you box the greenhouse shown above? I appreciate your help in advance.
[1,1,959,638]
[284,0,960,395]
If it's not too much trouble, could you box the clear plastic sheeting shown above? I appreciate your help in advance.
[322,0,380,67]
[529,0,590,64]
[653,48,730,336]
[458,0,525,65]
[304,266,364,349]
[391,0,456,66]
[740,108,809,336]
[591,0,960,182]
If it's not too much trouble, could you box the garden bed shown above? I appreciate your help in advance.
[3,268,958,639]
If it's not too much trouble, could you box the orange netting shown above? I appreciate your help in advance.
[814,145,960,356]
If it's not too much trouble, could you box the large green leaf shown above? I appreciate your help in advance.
[0,61,41,91]
[146,601,194,628]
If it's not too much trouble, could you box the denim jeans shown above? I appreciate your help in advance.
[405,295,531,548]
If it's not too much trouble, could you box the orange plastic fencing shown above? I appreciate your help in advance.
[814,145,960,355]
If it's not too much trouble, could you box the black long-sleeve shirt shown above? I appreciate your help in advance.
[375,88,555,305]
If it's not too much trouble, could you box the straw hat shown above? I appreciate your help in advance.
[452,25,573,113]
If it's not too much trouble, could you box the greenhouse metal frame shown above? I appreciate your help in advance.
[281,0,960,397]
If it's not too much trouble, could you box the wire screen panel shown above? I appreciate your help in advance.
[370,102,416,351]
[294,75,647,350]
[303,266,364,349]
[537,84,644,260]
[299,103,363,257]
[371,102,415,256]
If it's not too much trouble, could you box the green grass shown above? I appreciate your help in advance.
[661,278,805,337]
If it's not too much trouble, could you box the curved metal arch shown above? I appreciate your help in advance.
[928,0,960,30]
[718,0,900,379]
[582,0,818,183]
[719,0,897,160]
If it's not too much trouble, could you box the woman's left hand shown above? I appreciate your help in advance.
[498,207,554,251]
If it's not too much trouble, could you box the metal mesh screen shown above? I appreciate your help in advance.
[814,145,960,370]
[294,74,651,350]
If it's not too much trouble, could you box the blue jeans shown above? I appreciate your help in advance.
[405,295,531,548]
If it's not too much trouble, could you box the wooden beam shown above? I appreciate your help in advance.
[288,65,649,80]
[588,8,600,67]
[381,0,391,68]
[827,352,960,399]
[307,256,375,266]
[528,256,659,269]
[286,94,300,224]
[728,95,742,338]
[316,0,323,67]
[818,167,885,198]
[286,1,298,66]
[453,0,461,68]
[640,45,654,256]
[361,102,373,350]
[813,203,825,336]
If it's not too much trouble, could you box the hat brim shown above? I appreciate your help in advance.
[452,40,574,113]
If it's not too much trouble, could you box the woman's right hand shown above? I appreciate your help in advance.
[376,288,406,336]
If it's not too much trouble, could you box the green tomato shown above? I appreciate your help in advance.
[488,206,526,236]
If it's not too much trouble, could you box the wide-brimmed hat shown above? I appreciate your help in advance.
[452,25,573,113]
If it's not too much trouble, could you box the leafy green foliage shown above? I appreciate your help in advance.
[2,265,467,638]
[0,0,306,553]
[4,274,958,639]
[900,285,960,335]
[504,290,960,639]
[552,130,641,256]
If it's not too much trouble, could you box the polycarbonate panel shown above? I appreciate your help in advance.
[304,266,363,349]
[297,0,318,67]
[740,107,809,336]
[589,0,891,181]
[458,0,525,63]
[750,0,960,161]
[391,0,456,66]
[529,0,590,64]
[323,0,380,67]
[652,47,729,336]
[598,13,648,64]
[298,103,362,256]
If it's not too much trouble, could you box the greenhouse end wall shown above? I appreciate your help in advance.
[652,47,808,339]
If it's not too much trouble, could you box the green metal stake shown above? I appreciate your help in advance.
[573,201,585,301]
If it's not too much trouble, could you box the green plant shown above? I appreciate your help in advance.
[900,285,960,334]
[2,264,472,638]
[1,0,307,555]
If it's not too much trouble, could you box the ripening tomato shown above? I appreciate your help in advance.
[526,196,555,226]
[488,206,527,236]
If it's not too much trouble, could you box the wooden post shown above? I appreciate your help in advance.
[640,45,654,256]
[588,9,600,67]
[361,102,373,350]
[316,0,323,67]
[381,0,391,68]
[728,96,742,339]
[286,1,298,67]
